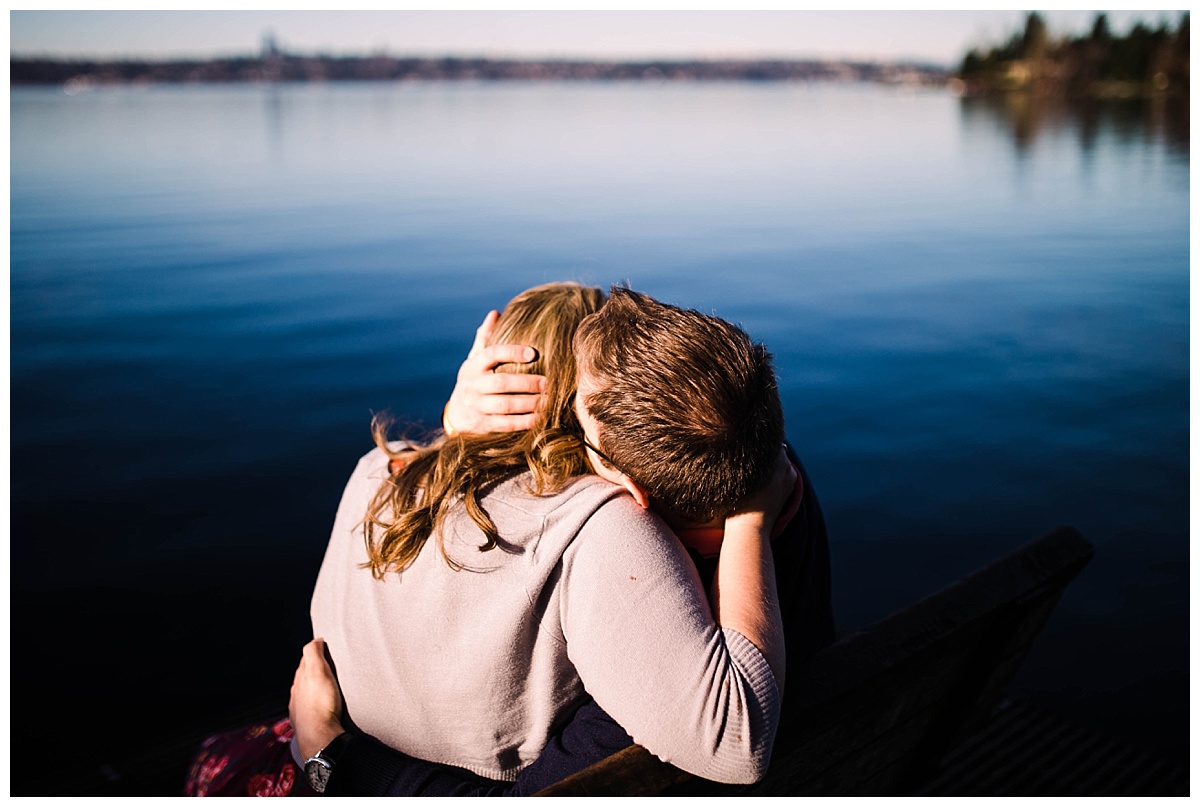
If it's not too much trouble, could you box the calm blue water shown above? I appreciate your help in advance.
[10,83,1189,779]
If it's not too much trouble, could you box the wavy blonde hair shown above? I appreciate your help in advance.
[363,282,607,578]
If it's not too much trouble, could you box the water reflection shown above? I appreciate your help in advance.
[262,85,284,155]
[959,92,1189,156]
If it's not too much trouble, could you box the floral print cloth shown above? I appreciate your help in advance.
[185,717,317,797]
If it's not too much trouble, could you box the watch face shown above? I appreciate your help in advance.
[305,758,333,793]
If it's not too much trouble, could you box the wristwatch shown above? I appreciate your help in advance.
[304,732,352,794]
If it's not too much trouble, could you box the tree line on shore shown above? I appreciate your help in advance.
[958,12,1189,96]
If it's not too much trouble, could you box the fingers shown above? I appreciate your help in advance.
[306,639,337,679]
[728,449,796,520]
[301,638,326,666]
[448,317,545,435]
[476,413,539,433]
[781,456,798,493]
[468,310,500,358]
[767,448,796,494]
[473,343,538,371]
[473,393,542,416]
[474,372,546,396]
[292,640,341,708]
[293,639,333,687]
[766,452,798,510]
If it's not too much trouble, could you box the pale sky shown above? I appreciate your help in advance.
[9,9,1184,68]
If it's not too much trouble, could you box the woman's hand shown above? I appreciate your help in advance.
[724,446,797,535]
[443,310,546,434]
[289,639,347,760]
[711,447,793,695]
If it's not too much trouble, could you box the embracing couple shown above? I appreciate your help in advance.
[191,283,833,796]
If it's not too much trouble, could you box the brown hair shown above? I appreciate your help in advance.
[573,286,784,523]
[363,282,607,577]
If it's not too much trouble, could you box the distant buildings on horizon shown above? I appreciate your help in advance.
[11,48,952,88]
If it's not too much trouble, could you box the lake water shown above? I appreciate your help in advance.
[10,82,1189,789]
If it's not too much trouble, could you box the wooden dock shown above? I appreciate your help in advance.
[30,527,1188,797]
[917,696,1188,797]
[36,689,1186,797]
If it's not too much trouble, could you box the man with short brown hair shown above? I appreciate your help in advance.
[573,286,785,525]
[569,286,831,702]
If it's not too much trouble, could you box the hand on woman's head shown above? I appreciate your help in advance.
[443,310,547,435]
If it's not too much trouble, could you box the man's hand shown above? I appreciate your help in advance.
[289,639,347,760]
[443,310,546,434]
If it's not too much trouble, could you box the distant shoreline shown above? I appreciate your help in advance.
[10,54,951,87]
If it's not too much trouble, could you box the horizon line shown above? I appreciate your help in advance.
[9,49,958,70]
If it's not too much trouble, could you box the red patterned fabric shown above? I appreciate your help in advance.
[184,717,317,797]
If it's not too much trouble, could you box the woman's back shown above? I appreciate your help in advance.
[313,448,629,778]
[311,446,780,783]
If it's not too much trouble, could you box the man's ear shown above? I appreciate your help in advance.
[618,475,651,510]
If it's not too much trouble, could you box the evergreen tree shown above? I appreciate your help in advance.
[1022,12,1048,60]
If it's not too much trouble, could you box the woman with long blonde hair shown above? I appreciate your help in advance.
[361,282,605,578]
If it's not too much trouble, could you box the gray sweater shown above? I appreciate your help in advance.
[310,447,780,784]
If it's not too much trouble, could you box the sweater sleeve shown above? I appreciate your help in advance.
[557,497,782,784]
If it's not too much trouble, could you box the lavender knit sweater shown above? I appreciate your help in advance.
[310,447,781,784]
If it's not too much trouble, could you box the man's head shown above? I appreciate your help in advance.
[572,287,784,524]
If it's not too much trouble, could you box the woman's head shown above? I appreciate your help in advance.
[364,281,606,577]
